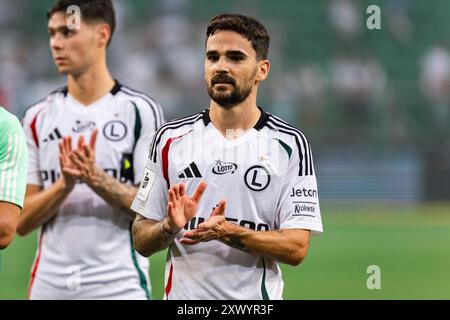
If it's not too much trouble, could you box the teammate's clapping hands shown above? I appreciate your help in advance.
[59,129,101,185]
[58,136,78,190]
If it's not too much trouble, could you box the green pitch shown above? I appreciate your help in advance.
[1,203,450,299]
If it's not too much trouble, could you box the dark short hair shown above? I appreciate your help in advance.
[47,0,116,46]
[206,13,270,60]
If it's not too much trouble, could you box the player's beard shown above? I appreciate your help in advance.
[207,69,257,109]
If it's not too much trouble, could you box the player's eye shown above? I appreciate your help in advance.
[62,29,75,37]
[207,54,219,62]
[229,55,244,62]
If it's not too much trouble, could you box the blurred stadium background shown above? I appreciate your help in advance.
[1,0,450,299]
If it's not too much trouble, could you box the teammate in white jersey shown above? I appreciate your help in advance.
[131,14,323,300]
[18,0,164,299]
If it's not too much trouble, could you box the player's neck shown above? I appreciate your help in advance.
[209,90,261,139]
[67,61,115,106]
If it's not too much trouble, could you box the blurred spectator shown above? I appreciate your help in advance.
[295,64,327,124]
[0,36,27,115]
[0,0,20,28]
[420,44,450,128]
[329,53,386,134]
[387,0,414,43]
[327,0,362,41]
[269,72,300,121]
[148,14,204,119]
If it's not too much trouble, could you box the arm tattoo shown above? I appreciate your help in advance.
[133,215,177,256]
[151,219,178,250]
[89,169,137,214]
[220,235,249,252]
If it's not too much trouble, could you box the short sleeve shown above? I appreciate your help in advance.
[22,108,43,187]
[131,134,168,221]
[0,113,29,208]
[276,141,323,235]
[133,100,165,185]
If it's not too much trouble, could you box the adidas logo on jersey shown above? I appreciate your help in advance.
[178,162,202,179]
[43,128,62,143]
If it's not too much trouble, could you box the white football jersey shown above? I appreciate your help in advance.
[23,81,164,300]
[131,108,323,300]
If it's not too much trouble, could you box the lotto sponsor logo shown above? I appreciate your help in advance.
[212,160,237,175]
[72,120,95,133]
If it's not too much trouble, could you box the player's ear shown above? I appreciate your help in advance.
[96,23,111,48]
[256,59,270,82]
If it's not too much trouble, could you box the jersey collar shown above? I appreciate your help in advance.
[60,79,122,97]
[111,80,122,95]
[202,106,269,131]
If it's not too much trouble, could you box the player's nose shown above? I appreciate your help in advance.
[50,33,64,51]
[215,56,230,73]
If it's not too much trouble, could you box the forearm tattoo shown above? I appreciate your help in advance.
[90,169,136,213]
[153,219,178,249]
[221,235,249,252]
[133,216,177,256]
